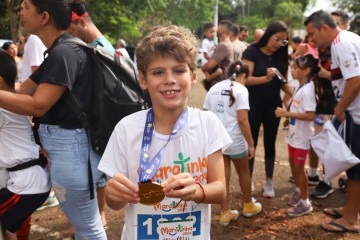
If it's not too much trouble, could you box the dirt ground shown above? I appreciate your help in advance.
[29,70,359,239]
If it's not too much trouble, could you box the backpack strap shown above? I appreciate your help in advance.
[63,90,95,200]
[7,154,48,172]
[60,37,98,200]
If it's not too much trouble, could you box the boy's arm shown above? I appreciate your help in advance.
[201,149,226,203]
[105,173,140,210]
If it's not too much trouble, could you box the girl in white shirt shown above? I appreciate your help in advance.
[275,54,319,217]
[204,61,262,226]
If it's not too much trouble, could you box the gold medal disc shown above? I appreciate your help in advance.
[138,181,165,205]
[283,118,289,127]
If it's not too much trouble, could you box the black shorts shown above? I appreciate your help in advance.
[0,188,49,233]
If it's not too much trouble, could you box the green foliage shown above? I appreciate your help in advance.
[1,0,315,45]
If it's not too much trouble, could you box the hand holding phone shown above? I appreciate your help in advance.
[273,68,287,83]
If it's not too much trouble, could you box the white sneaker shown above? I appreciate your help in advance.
[263,180,275,198]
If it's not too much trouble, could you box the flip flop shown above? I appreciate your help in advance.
[323,208,342,219]
[321,221,359,233]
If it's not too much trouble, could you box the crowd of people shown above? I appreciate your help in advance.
[0,0,359,239]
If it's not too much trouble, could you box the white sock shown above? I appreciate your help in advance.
[300,198,310,207]
[307,168,318,177]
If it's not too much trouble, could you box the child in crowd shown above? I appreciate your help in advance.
[275,54,319,216]
[0,50,51,239]
[98,25,231,239]
[201,22,216,67]
[204,60,262,226]
[200,22,224,91]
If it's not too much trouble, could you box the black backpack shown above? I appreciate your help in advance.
[63,37,147,155]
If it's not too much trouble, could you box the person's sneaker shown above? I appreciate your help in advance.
[219,209,239,226]
[287,201,313,217]
[262,180,275,198]
[242,201,262,217]
[287,191,301,206]
[288,176,295,183]
[37,191,59,211]
[308,175,320,186]
[310,181,334,199]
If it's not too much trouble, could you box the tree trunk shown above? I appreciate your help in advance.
[6,0,21,41]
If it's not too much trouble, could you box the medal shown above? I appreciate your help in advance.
[138,181,165,205]
[283,118,289,127]
[138,108,188,205]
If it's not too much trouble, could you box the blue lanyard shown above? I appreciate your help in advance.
[139,108,188,183]
[288,79,310,111]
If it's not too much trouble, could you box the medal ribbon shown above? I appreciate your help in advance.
[139,108,188,183]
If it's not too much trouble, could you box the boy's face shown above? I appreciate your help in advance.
[204,27,216,40]
[139,55,197,113]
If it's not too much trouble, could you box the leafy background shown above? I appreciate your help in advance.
[0,0,358,46]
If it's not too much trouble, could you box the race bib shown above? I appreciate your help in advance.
[135,199,207,240]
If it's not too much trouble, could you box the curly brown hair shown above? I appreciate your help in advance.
[135,25,198,74]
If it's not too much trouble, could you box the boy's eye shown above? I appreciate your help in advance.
[152,70,163,76]
[174,68,186,74]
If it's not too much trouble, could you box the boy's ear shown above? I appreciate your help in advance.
[0,76,3,89]
[138,71,148,90]
[190,71,197,86]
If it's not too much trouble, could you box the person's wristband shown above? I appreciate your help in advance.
[195,182,205,203]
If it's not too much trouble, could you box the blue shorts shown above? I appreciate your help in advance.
[227,150,248,160]
[346,122,360,180]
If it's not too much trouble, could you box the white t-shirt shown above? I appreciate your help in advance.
[201,38,216,66]
[115,48,130,58]
[285,81,316,149]
[203,79,249,155]
[18,35,46,83]
[331,30,360,124]
[98,108,232,240]
[0,108,51,194]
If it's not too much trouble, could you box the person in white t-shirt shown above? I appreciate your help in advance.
[0,50,51,240]
[98,25,231,240]
[200,22,216,67]
[305,10,360,234]
[275,54,318,217]
[17,35,46,84]
[204,60,262,227]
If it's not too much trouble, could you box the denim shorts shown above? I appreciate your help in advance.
[38,125,107,239]
[346,122,360,180]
